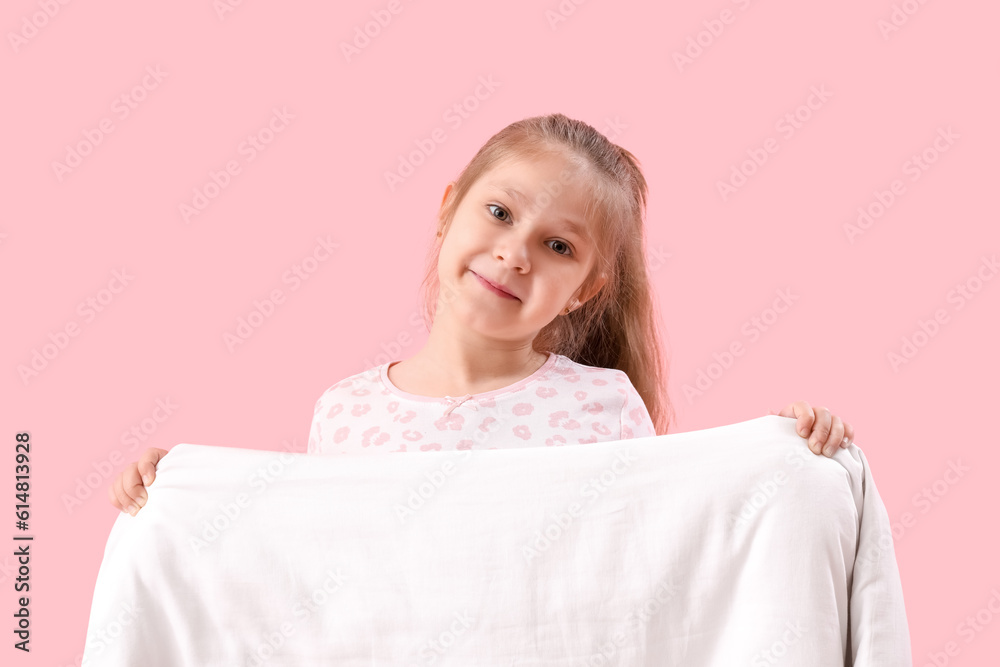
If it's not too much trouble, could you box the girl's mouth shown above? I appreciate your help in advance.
[472,272,519,300]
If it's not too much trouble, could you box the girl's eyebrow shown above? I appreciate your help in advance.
[490,184,590,241]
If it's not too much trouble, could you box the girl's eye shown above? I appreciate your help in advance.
[548,240,572,256]
[487,204,511,222]
[486,204,574,257]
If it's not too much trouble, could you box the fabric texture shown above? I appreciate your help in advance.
[81,416,911,666]
[307,353,658,455]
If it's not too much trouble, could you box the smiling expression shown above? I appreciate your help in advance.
[435,151,607,342]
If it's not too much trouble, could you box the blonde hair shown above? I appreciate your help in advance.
[417,113,674,435]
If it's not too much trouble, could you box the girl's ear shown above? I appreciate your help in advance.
[439,183,455,216]
[437,183,456,237]
[575,272,608,307]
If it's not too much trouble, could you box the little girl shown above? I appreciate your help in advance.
[110,113,854,514]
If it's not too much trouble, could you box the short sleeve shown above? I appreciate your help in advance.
[306,394,325,455]
[619,375,657,439]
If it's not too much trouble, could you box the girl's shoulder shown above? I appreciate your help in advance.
[543,355,641,410]
[313,363,385,404]
[553,356,653,437]
[548,354,635,387]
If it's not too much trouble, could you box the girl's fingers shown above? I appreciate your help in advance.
[113,464,147,516]
[108,448,167,516]
[111,467,137,514]
[138,448,168,487]
[823,416,845,457]
[779,400,815,438]
[797,407,816,440]
[807,406,832,454]
[841,422,855,448]
[125,464,149,511]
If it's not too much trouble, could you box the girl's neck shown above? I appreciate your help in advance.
[387,344,550,398]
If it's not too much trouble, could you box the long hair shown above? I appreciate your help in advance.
[416,113,674,435]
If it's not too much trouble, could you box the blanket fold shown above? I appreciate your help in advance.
[81,415,911,666]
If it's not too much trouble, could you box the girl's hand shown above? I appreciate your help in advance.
[107,447,170,516]
[769,401,855,458]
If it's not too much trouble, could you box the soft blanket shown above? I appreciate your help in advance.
[81,415,911,666]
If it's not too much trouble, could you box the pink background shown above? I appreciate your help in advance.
[3,0,998,664]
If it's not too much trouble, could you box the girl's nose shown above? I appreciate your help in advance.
[495,237,530,272]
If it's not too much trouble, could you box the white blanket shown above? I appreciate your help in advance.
[81,415,911,666]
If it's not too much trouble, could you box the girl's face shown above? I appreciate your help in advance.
[435,151,607,345]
